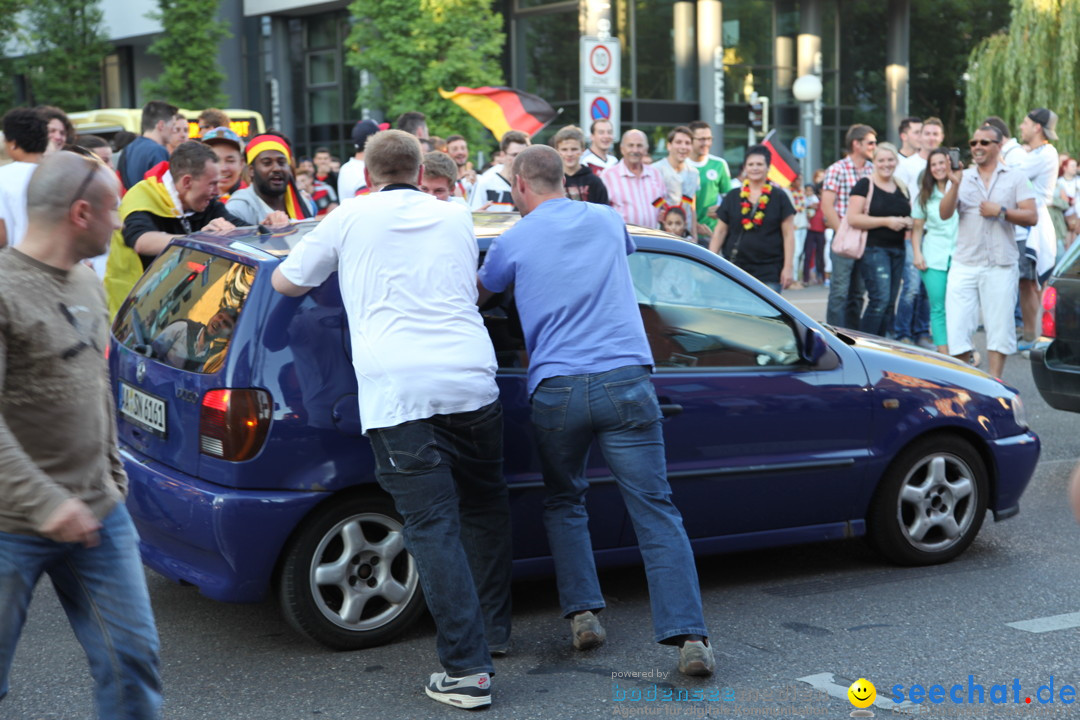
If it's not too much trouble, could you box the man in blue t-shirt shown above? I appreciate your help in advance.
[119,100,179,189]
[477,145,715,678]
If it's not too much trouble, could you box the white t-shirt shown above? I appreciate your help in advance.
[469,165,514,211]
[581,148,618,172]
[895,152,928,192]
[0,162,38,247]
[1023,143,1059,207]
[337,157,366,200]
[277,188,498,432]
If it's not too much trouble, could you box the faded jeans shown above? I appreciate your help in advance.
[0,504,162,720]
[826,251,866,328]
[531,365,708,644]
[859,245,906,336]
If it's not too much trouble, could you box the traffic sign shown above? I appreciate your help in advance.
[589,96,612,120]
[580,37,620,90]
[792,136,808,159]
[582,89,620,138]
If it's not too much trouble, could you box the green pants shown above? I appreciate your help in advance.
[920,267,949,347]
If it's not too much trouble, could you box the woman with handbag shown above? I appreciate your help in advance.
[845,142,913,336]
[709,144,795,293]
[911,148,959,354]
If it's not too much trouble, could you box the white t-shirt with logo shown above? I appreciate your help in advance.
[277,188,498,432]
[337,157,367,199]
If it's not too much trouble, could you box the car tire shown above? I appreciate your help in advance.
[278,494,425,650]
[868,435,989,566]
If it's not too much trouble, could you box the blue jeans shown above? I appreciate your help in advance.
[0,504,161,720]
[892,243,931,339]
[826,250,866,328]
[859,245,906,336]
[531,365,708,644]
[368,400,511,676]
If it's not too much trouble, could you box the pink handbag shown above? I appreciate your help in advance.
[831,180,874,259]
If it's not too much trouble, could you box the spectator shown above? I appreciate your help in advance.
[37,105,75,154]
[822,124,876,328]
[1016,108,1061,350]
[553,125,609,205]
[897,116,922,160]
[166,113,190,154]
[939,124,1037,376]
[312,147,338,196]
[661,205,692,239]
[710,144,796,293]
[112,130,137,154]
[330,155,341,173]
[686,120,733,244]
[77,135,113,168]
[272,129,510,711]
[477,145,714,678]
[119,101,180,190]
[105,141,241,316]
[470,130,529,211]
[227,134,315,225]
[429,135,448,153]
[789,176,808,286]
[581,118,617,172]
[201,126,246,202]
[658,126,699,228]
[601,129,666,228]
[396,111,429,139]
[420,150,461,204]
[0,108,48,248]
[846,142,913,336]
[1056,156,1078,248]
[197,108,231,137]
[911,148,959,354]
[294,167,319,216]
[338,119,382,199]
[446,134,476,200]
[0,151,162,720]
[803,184,827,284]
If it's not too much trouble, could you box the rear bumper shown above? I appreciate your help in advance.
[121,445,326,603]
[1030,343,1080,413]
[988,431,1040,520]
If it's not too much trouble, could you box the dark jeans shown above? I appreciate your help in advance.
[368,400,512,676]
[803,230,826,281]
[859,245,906,336]
[826,251,866,328]
[893,243,931,339]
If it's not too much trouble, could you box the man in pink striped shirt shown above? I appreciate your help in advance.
[601,129,666,228]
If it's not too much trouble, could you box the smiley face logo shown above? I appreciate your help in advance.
[848,678,876,709]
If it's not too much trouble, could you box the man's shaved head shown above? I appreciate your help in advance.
[26,152,116,223]
[511,145,564,194]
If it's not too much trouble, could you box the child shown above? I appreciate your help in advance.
[661,206,694,241]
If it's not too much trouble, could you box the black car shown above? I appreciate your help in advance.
[1031,242,1080,411]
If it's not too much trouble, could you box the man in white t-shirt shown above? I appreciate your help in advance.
[470,130,529,212]
[0,108,48,248]
[337,119,382,200]
[581,118,618,173]
[272,129,510,711]
[657,126,699,225]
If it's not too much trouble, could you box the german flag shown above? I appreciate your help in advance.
[761,131,800,188]
[439,86,557,140]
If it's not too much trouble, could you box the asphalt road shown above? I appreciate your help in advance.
[6,285,1080,720]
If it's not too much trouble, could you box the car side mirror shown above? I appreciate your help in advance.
[804,327,829,364]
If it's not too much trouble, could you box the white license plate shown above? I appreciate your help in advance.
[119,382,167,436]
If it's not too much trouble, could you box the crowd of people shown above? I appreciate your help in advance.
[0,95,1071,717]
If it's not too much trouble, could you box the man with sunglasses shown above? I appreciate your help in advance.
[0,152,162,719]
[939,125,1038,377]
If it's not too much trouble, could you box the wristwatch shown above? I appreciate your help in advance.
[998,207,1007,220]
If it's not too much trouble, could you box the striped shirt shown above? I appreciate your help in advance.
[822,156,874,219]
[601,160,666,228]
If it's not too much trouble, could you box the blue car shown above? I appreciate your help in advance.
[109,215,1039,651]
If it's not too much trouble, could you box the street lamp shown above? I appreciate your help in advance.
[792,74,822,180]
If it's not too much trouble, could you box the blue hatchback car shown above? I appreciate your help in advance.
[109,215,1040,651]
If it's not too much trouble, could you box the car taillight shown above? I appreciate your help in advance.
[1042,285,1058,338]
[200,389,271,461]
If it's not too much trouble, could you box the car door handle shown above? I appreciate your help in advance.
[660,403,683,418]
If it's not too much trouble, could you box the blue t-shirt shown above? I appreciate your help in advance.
[478,198,654,394]
[120,136,169,189]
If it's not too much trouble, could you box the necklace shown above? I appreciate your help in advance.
[740,180,773,231]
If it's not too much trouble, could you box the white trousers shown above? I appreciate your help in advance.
[945,261,1019,356]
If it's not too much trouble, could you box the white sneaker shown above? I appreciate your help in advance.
[424,671,492,709]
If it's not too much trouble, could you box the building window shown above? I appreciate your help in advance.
[634,0,696,102]
[514,7,579,105]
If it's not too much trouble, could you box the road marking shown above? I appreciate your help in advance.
[1006,611,1080,633]
[797,672,921,714]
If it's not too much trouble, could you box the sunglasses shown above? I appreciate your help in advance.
[969,139,996,147]
[67,157,102,207]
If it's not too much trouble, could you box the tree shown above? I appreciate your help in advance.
[143,0,230,109]
[345,0,505,153]
[0,0,20,109]
[967,0,1080,151]
[21,0,112,111]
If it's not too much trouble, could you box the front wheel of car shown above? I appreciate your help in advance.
[868,435,989,566]
[278,494,425,650]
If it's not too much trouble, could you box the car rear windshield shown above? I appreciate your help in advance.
[112,246,255,374]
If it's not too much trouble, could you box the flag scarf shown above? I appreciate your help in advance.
[104,161,177,318]
[244,135,314,220]
[438,86,557,139]
[761,131,800,188]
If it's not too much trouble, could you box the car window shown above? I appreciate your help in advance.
[629,251,801,368]
[113,247,255,373]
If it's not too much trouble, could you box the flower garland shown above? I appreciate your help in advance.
[740,180,773,231]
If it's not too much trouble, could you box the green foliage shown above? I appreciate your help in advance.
[345,0,505,156]
[967,0,1080,152]
[21,0,112,111]
[143,0,230,109]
